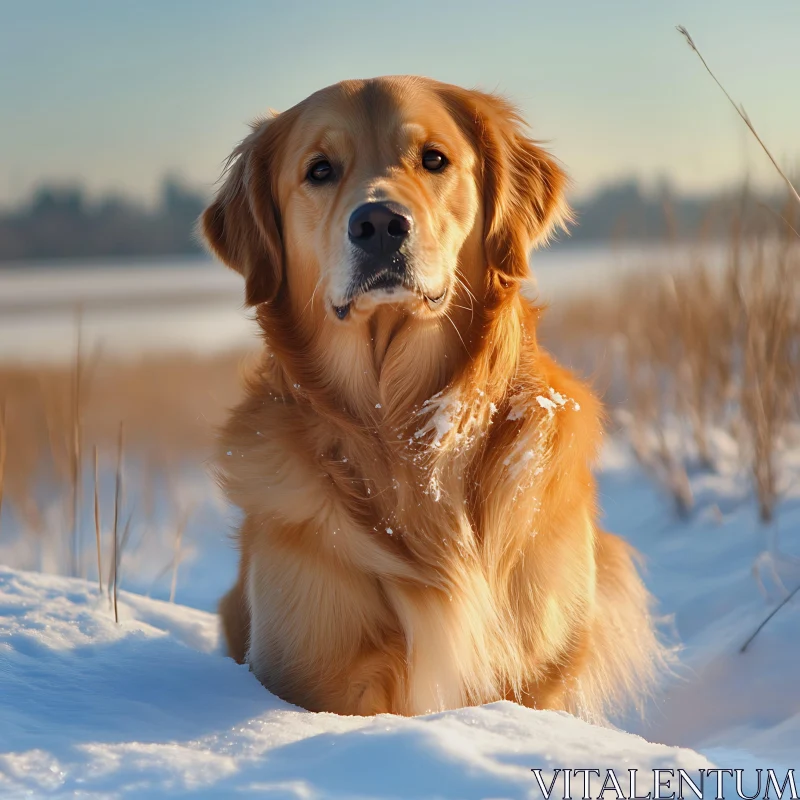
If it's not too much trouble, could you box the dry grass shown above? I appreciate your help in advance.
[169,506,191,604]
[543,202,800,522]
[111,423,123,623]
[4,227,795,574]
[739,235,800,522]
[545,25,800,530]
[0,400,6,535]
[0,351,247,585]
[0,353,242,500]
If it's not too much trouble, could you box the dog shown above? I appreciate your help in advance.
[201,76,663,720]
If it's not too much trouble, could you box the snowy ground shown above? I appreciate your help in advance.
[1,251,798,796]
[601,435,800,770]
[0,258,254,363]
[0,566,712,799]
[1,434,798,797]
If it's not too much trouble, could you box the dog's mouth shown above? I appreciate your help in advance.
[333,270,448,320]
[360,270,406,295]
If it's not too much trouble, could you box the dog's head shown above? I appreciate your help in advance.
[201,76,569,322]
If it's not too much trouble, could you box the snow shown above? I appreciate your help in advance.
[0,258,255,364]
[535,395,557,413]
[1,431,798,796]
[533,388,580,416]
[602,434,800,771]
[415,390,463,448]
[0,463,238,615]
[0,567,713,799]
[508,389,579,424]
[507,394,529,421]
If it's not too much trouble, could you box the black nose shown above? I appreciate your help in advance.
[348,202,411,255]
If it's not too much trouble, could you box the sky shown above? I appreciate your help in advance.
[1,0,798,207]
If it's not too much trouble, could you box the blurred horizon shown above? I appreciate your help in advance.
[3,173,796,263]
[2,0,799,210]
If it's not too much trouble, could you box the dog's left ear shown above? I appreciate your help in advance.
[442,87,572,281]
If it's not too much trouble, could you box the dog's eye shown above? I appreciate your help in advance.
[422,150,447,172]
[307,160,333,183]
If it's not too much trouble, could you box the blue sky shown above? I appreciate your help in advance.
[1,0,798,206]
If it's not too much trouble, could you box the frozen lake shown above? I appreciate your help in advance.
[0,244,728,364]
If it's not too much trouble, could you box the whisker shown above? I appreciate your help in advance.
[454,270,478,306]
[453,274,475,327]
[302,275,325,317]
[442,309,469,355]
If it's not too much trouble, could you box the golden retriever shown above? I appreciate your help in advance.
[201,76,663,720]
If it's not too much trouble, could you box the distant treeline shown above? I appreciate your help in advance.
[0,177,791,263]
[569,180,792,244]
[0,178,205,262]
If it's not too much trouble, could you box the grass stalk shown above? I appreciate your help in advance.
[0,400,6,536]
[741,581,800,653]
[169,509,191,603]
[70,319,83,577]
[111,422,124,623]
[93,445,102,594]
[677,25,800,211]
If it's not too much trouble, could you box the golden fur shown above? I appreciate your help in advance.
[201,76,663,720]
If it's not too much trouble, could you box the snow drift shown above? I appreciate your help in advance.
[0,566,712,799]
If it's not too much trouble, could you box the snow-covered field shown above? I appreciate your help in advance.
[0,566,712,799]
[601,436,800,769]
[1,435,797,798]
[0,258,254,363]
[0,244,726,363]
[1,251,798,797]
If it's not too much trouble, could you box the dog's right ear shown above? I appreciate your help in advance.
[200,116,285,306]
